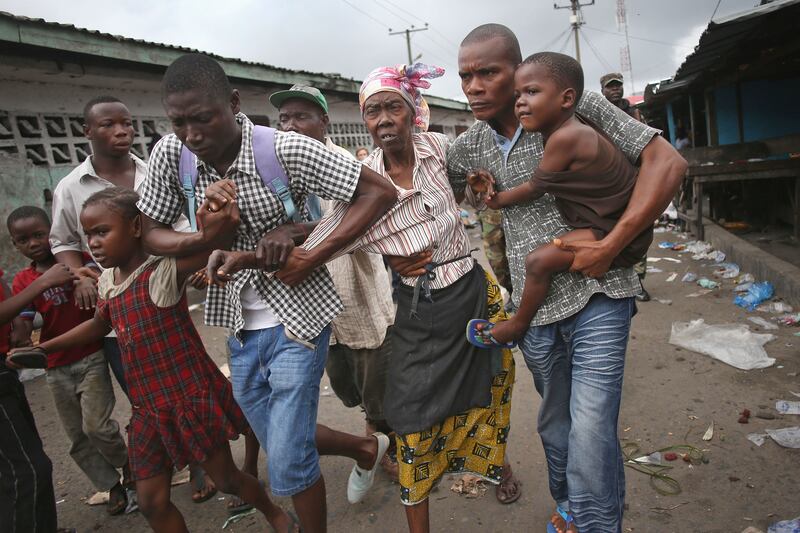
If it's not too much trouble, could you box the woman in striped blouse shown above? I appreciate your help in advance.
[304,64,515,532]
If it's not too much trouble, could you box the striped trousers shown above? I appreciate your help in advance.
[0,371,57,533]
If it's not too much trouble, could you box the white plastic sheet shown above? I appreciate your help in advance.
[668,319,776,370]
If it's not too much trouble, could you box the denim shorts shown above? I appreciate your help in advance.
[228,324,330,496]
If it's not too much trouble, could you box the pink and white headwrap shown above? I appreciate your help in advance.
[359,63,445,132]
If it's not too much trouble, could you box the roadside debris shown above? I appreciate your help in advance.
[748,316,779,330]
[697,278,720,289]
[714,263,740,279]
[776,400,800,415]
[738,409,751,424]
[768,516,800,533]
[669,319,776,370]
[734,282,775,311]
[702,421,714,441]
[748,427,800,448]
[450,474,487,498]
[682,272,698,283]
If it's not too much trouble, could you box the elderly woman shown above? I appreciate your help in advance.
[208,64,516,532]
[302,64,516,532]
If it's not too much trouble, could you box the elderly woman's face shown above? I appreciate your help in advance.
[363,92,414,152]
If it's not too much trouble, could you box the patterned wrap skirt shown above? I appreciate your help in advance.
[394,268,515,505]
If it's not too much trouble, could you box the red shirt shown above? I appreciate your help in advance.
[12,261,102,368]
[0,269,11,355]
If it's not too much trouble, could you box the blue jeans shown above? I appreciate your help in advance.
[520,294,635,533]
[228,325,330,496]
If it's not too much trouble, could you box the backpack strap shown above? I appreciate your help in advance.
[251,126,301,223]
[178,126,303,231]
[178,145,199,231]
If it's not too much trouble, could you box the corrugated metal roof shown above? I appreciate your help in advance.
[672,0,800,83]
[0,11,470,111]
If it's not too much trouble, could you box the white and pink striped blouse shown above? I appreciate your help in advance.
[302,132,473,290]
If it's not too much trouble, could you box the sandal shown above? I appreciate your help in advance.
[7,346,47,368]
[495,466,521,504]
[190,465,217,503]
[466,319,517,349]
[107,482,127,516]
[546,506,576,533]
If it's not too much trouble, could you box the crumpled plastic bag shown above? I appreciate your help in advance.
[768,516,800,533]
[734,282,775,311]
[668,319,776,370]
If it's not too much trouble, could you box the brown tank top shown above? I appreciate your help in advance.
[530,113,653,267]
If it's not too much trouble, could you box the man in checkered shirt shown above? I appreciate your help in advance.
[137,54,397,531]
[446,25,687,533]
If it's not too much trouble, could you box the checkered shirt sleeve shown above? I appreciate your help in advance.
[275,132,361,203]
[137,135,186,226]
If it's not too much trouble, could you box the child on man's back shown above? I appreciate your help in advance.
[6,205,131,515]
[466,52,652,349]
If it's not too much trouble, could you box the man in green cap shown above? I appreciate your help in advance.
[269,85,398,482]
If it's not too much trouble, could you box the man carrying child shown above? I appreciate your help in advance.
[446,24,687,533]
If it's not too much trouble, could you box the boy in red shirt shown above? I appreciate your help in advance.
[7,206,130,515]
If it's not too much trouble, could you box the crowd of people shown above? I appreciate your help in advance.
[0,22,687,533]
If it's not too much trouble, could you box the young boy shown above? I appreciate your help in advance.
[7,206,131,515]
[467,52,653,347]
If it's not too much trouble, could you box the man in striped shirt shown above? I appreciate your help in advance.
[447,24,687,533]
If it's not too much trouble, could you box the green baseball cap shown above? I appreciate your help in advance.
[269,84,329,113]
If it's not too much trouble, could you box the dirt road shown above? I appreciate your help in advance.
[27,228,799,532]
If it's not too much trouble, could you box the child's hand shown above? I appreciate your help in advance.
[187,269,209,289]
[466,169,496,195]
[204,179,236,212]
[73,277,98,310]
[484,190,507,210]
[37,263,77,291]
[206,250,252,287]
[197,198,240,246]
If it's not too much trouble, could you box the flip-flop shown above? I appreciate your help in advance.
[466,319,517,349]
[190,465,218,503]
[7,347,47,368]
[546,506,575,533]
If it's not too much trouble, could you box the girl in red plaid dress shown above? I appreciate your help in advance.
[14,187,298,532]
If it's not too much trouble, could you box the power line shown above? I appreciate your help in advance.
[581,30,614,72]
[541,27,572,51]
[583,26,690,49]
[339,0,389,29]
[557,29,574,54]
[373,0,416,27]
[379,0,461,48]
[710,0,723,21]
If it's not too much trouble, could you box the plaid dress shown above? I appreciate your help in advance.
[97,259,246,481]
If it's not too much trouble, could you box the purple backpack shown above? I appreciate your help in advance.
[178,125,299,230]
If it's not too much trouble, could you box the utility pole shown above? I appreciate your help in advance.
[554,0,594,64]
[389,24,428,64]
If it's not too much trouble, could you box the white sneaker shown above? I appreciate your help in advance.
[347,432,390,504]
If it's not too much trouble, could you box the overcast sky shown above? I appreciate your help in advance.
[0,0,759,101]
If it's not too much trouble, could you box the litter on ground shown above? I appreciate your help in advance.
[668,319,776,370]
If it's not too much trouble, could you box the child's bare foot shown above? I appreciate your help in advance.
[479,319,527,344]
[550,512,578,533]
[265,508,300,532]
